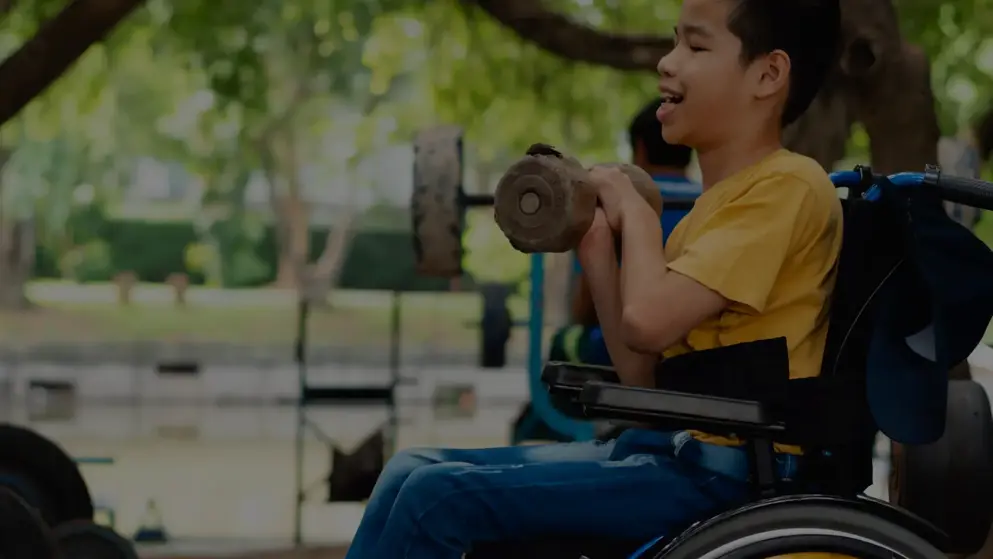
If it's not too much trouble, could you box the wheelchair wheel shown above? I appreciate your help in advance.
[653,503,944,559]
[0,485,59,558]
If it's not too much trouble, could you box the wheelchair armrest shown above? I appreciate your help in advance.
[541,362,621,399]
[578,382,785,437]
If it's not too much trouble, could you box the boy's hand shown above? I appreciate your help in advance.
[578,208,614,258]
[588,165,646,230]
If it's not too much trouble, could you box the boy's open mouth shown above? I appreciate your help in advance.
[661,94,684,105]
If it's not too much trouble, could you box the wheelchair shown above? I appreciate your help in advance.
[470,165,993,558]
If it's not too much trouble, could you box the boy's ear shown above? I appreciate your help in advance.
[754,49,791,100]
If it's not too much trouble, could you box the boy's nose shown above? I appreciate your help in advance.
[657,51,676,77]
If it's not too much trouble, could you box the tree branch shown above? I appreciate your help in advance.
[0,0,145,127]
[466,0,672,70]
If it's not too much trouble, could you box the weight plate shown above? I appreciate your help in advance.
[411,125,465,278]
[896,379,993,555]
[479,283,512,368]
[0,486,59,559]
[53,521,138,559]
[0,423,93,526]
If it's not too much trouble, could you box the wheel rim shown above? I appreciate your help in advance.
[0,472,48,516]
[696,528,910,559]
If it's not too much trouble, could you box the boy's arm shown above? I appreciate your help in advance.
[578,213,657,387]
[618,197,727,353]
[607,172,818,355]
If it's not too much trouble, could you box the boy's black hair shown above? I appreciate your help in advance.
[628,100,693,168]
[727,0,842,127]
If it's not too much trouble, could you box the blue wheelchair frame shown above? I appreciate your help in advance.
[523,251,597,441]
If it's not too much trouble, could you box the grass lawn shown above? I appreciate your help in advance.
[0,281,535,350]
[8,281,990,350]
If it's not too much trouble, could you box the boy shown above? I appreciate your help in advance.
[550,100,700,366]
[344,1,843,557]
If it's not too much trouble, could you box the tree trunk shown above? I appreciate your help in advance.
[259,129,310,290]
[0,221,35,310]
[272,196,309,289]
[303,214,356,307]
[304,92,393,302]
[0,0,145,126]
[0,148,32,310]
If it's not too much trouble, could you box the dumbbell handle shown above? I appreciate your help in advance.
[462,193,495,207]
[494,146,662,254]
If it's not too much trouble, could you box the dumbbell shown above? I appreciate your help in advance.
[493,144,663,253]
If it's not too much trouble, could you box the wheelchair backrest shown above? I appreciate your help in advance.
[776,190,906,492]
[806,179,993,491]
[823,181,993,446]
[819,190,905,382]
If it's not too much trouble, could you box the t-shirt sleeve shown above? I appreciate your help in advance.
[666,175,813,313]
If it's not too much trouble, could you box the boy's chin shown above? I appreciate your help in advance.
[661,127,690,147]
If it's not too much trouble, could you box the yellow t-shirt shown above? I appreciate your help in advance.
[662,149,844,453]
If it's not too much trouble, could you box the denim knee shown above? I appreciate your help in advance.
[366,447,445,504]
[391,463,470,530]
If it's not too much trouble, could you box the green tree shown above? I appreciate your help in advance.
[165,0,414,293]
[0,3,187,307]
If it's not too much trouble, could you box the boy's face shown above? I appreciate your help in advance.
[656,0,776,149]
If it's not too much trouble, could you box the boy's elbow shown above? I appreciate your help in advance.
[621,304,668,353]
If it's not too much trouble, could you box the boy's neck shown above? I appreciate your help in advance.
[697,133,783,190]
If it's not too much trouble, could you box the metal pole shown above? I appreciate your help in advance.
[292,298,309,547]
[389,291,401,383]
[526,253,594,441]
[386,290,402,460]
[527,253,545,407]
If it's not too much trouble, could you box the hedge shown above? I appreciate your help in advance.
[33,219,462,292]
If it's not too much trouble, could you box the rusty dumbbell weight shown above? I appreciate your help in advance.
[494,144,662,253]
[411,126,494,277]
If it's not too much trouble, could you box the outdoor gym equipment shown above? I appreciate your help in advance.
[493,144,662,253]
[291,297,406,546]
[411,126,494,278]
[410,126,524,369]
[473,283,515,369]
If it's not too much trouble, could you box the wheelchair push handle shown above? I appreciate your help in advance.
[923,164,993,211]
[831,165,993,212]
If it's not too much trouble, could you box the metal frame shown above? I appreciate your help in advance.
[524,254,596,442]
[291,295,402,546]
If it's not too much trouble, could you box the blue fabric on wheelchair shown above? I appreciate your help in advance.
[867,191,993,444]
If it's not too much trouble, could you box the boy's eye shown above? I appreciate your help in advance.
[688,44,706,52]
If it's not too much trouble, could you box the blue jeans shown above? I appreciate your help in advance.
[344,429,800,559]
